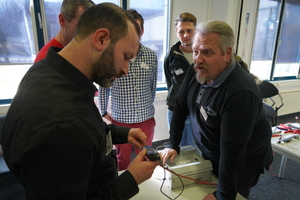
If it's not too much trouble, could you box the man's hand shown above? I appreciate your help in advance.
[160,148,178,166]
[127,148,159,184]
[127,128,147,149]
[202,193,217,200]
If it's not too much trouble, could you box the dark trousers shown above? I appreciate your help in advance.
[237,174,261,198]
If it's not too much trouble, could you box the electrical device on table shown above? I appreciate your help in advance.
[153,145,214,190]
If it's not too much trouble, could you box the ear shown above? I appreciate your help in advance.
[225,47,232,62]
[93,28,111,52]
[58,13,66,27]
[141,28,145,37]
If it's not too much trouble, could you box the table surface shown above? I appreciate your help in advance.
[130,167,246,200]
[271,133,300,163]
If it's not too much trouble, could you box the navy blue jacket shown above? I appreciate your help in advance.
[169,60,273,200]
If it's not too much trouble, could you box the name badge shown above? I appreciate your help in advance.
[200,106,208,121]
[140,62,149,70]
[175,68,184,75]
[106,131,113,156]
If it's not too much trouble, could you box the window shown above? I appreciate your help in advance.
[0,0,34,100]
[129,0,168,84]
[0,0,169,103]
[250,0,300,80]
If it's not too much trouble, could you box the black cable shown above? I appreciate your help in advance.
[159,167,184,200]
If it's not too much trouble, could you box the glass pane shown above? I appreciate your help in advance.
[0,0,34,100]
[273,0,300,79]
[44,0,62,41]
[129,0,167,84]
[0,0,35,63]
[93,0,119,5]
[250,0,281,80]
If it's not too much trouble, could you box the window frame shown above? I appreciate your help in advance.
[0,0,170,104]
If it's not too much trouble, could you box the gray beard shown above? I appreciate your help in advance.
[196,74,206,84]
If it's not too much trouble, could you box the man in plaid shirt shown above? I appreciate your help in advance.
[98,9,158,170]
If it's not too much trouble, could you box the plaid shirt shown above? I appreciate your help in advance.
[98,44,158,123]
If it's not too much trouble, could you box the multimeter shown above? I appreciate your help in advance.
[142,145,161,161]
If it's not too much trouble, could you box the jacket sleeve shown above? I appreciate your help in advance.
[215,90,261,200]
[151,52,158,101]
[90,170,139,200]
[12,122,137,200]
[163,52,172,90]
[166,63,194,154]
[107,123,131,144]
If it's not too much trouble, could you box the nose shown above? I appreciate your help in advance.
[121,61,129,76]
[184,31,190,38]
[193,52,203,65]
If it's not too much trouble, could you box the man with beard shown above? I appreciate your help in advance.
[161,20,273,200]
[1,3,159,200]
[98,9,158,171]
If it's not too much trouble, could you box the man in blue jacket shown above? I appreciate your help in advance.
[162,20,273,200]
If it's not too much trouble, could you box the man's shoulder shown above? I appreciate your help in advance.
[167,42,184,58]
[140,44,156,55]
[34,38,63,63]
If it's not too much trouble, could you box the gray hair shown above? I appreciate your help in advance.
[60,0,95,22]
[195,20,235,60]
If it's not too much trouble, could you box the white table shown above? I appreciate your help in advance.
[130,167,245,200]
[271,133,300,178]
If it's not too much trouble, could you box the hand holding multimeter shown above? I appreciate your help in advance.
[142,145,161,162]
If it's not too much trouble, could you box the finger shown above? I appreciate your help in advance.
[128,138,141,149]
[139,134,147,146]
[133,148,147,162]
[162,154,170,166]
[170,153,176,163]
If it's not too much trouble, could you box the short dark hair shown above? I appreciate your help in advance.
[175,12,197,27]
[75,3,141,45]
[127,9,144,30]
[60,0,95,22]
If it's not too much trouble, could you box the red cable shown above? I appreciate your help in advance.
[165,168,218,186]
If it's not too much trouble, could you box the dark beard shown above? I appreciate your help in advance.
[92,44,116,88]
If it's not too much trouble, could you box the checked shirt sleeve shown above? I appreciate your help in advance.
[98,86,111,116]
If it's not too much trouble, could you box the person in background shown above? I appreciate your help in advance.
[161,20,273,200]
[2,3,159,199]
[235,54,262,85]
[164,12,200,153]
[34,0,95,63]
[235,54,278,126]
[99,9,158,171]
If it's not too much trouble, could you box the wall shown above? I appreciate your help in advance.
[169,0,241,50]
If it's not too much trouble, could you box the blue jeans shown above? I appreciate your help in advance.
[167,110,201,155]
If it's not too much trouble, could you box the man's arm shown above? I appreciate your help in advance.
[163,52,172,90]
[215,90,261,199]
[150,53,158,101]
